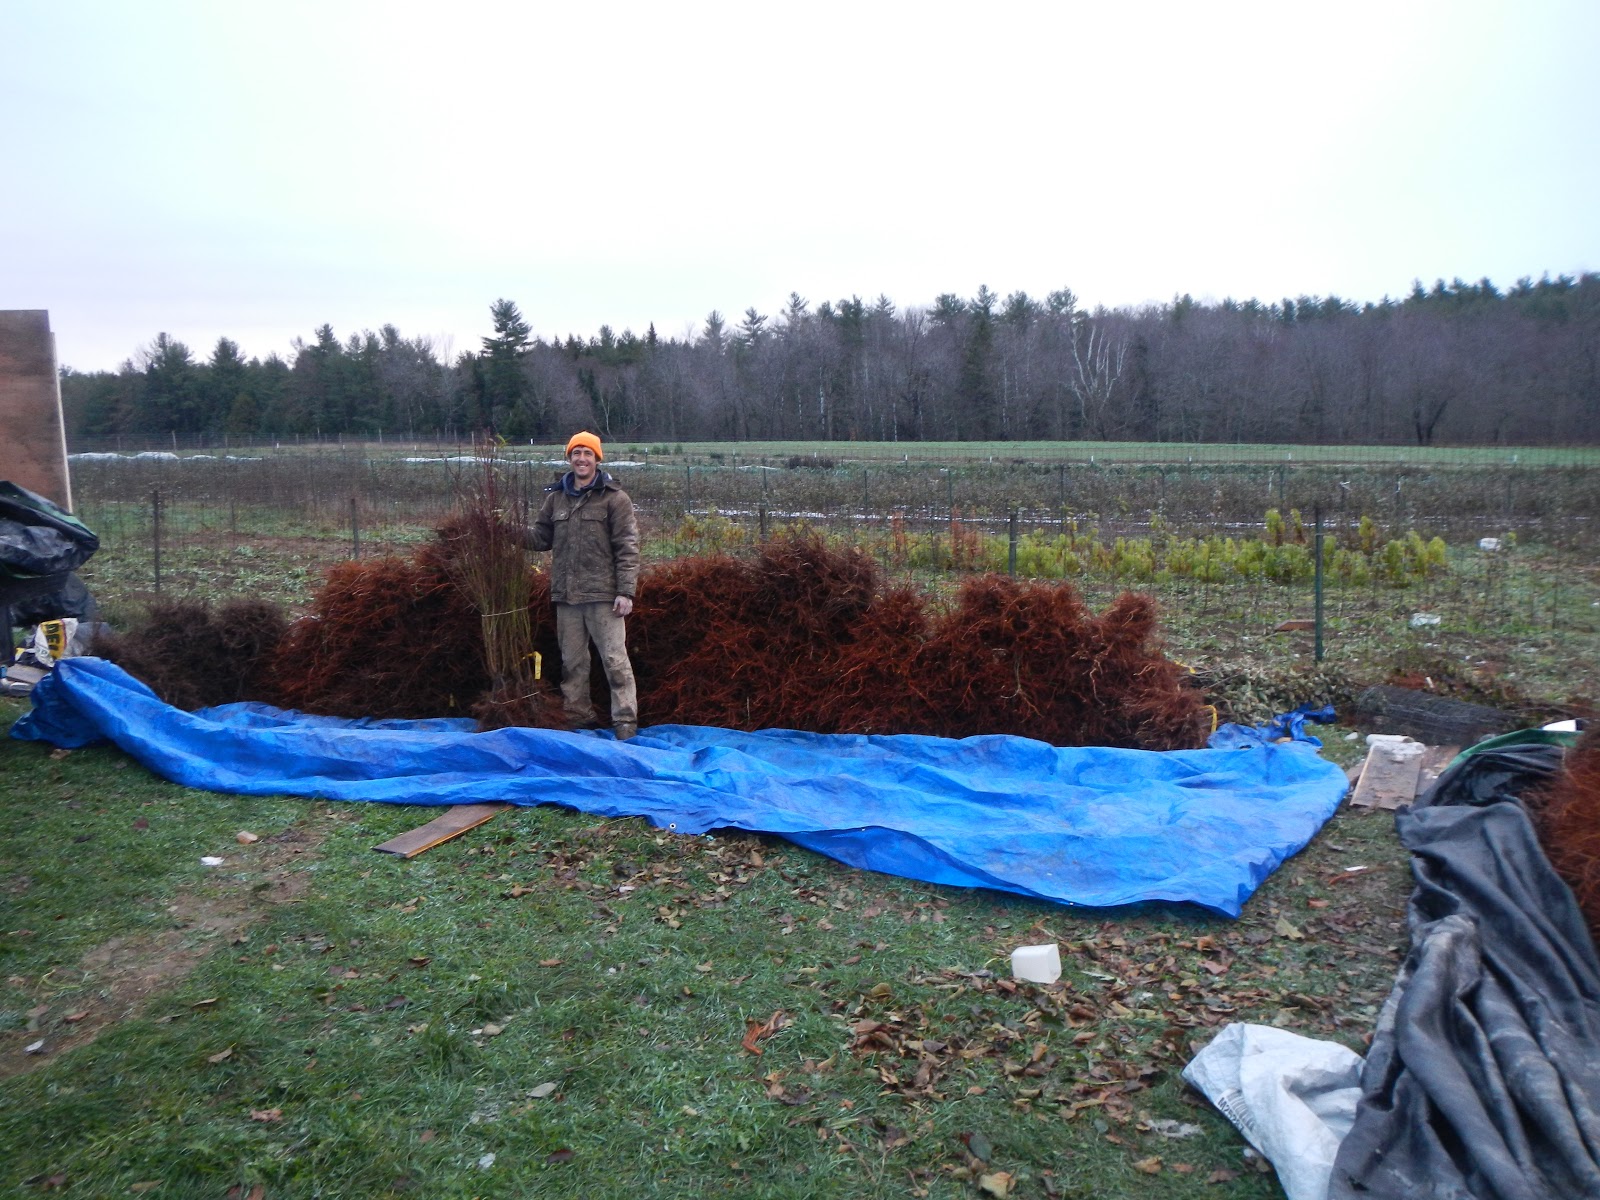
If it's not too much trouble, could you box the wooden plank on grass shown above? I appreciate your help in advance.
[374,803,508,858]
[1416,744,1461,801]
[1349,740,1425,810]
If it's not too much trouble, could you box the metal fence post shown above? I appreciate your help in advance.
[1313,505,1325,662]
[351,496,361,559]
[1008,509,1018,577]
[151,488,163,594]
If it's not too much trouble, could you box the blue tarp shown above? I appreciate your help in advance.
[11,658,1350,917]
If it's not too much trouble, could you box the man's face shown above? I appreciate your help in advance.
[568,446,598,484]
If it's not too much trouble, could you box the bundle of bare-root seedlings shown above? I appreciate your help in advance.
[98,529,1207,750]
[436,453,568,731]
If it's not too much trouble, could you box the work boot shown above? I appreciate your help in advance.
[614,723,638,742]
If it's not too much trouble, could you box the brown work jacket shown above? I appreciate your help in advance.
[522,474,640,604]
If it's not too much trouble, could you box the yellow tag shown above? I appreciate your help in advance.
[41,620,67,659]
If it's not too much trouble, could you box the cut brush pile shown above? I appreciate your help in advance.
[98,531,1207,750]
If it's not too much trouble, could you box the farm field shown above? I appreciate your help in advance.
[70,434,1600,469]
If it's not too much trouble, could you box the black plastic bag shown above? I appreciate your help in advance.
[0,481,98,579]
[9,572,96,624]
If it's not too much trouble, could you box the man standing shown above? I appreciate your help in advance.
[523,431,640,740]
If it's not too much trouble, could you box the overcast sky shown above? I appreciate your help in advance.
[4,0,1597,372]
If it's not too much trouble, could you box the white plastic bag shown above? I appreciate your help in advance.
[1182,1023,1363,1200]
[22,617,79,666]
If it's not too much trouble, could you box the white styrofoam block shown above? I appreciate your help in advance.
[1011,943,1061,984]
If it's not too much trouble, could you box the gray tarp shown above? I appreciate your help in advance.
[1329,743,1600,1199]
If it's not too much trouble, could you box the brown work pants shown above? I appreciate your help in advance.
[555,601,638,728]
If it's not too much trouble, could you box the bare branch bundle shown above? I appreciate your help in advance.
[442,441,563,730]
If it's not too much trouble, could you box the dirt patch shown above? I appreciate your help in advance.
[0,816,336,1080]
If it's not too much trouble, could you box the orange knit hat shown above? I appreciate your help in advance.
[565,431,603,461]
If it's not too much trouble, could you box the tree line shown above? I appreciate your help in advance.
[61,274,1600,447]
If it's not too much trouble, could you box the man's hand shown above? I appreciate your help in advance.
[613,595,634,617]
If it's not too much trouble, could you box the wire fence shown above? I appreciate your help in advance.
[63,444,1599,685]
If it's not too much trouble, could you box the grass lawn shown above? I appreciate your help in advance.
[0,700,1414,1200]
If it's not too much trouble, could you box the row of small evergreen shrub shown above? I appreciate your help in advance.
[669,507,1480,589]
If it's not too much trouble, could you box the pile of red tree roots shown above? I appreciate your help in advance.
[1532,726,1600,947]
[107,531,1209,750]
[93,598,289,712]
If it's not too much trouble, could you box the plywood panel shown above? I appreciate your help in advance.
[0,311,72,510]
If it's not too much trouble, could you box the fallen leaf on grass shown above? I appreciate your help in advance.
[1207,1168,1239,1183]
[505,885,534,898]
[206,1047,234,1063]
[49,748,71,760]
[1307,898,1329,909]
[741,1010,790,1055]
[249,1108,282,1123]
[1133,1155,1163,1174]
[418,1129,436,1143]
[1274,917,1304,941]
[694,961,714,974]
[977,1171,1014,1197]
[545,1148,574,1164]
[408,956,431,967]
[538,958,564,968]
[132,817,149,831]
[528,1082,557,1099]
[129,1183,161,1193]
[236,831,259,845]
